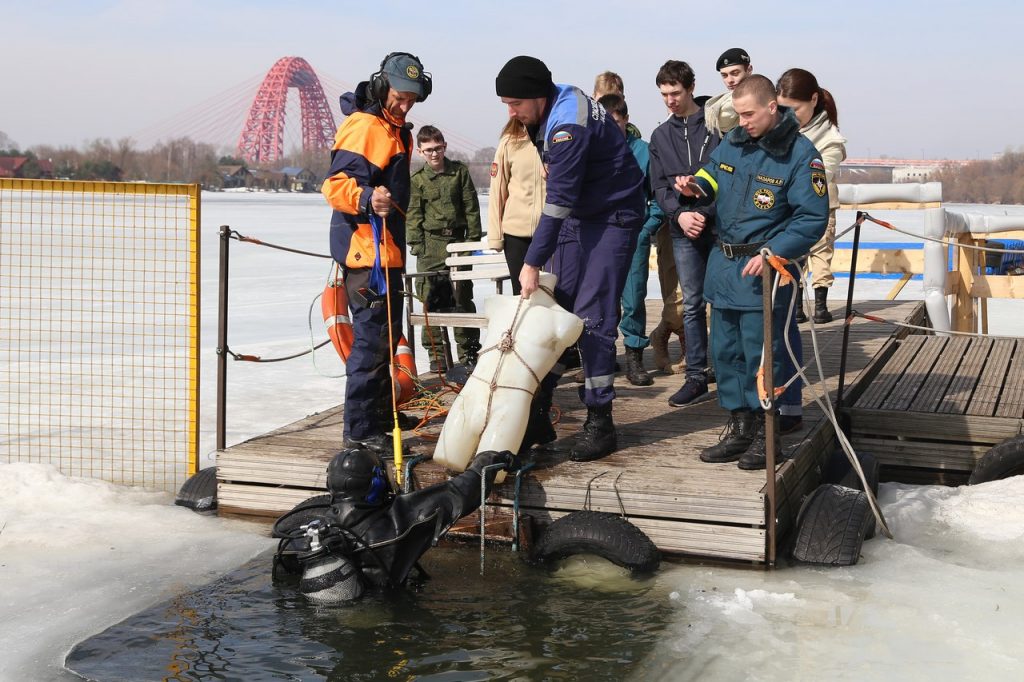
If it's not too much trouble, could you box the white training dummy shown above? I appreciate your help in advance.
[433,272,583,478]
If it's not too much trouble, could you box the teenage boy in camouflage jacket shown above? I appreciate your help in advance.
[407,125,482,370]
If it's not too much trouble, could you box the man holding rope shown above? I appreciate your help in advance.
[676,75,827,470]
[321,52,431,454]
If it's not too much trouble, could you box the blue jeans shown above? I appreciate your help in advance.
[670,229,713,381]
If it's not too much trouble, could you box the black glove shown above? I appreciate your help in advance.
[468,450,514,475]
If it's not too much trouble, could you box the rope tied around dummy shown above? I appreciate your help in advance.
[468,285,557,435]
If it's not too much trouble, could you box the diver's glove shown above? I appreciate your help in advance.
[468,450,515,475]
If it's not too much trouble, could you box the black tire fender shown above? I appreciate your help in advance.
[969,435,1024,484]
[791,484,873,566]
[532,510,660,573]
[273,493,333,538]
[174,467,218,513]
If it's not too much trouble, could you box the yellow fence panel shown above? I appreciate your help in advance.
[1,179,199,492]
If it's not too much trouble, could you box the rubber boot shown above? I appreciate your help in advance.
[520,393,556,453]
[794,284,808,324]
[699,410,756,463]
[649,321,673,373]
[813,286,833,324]
[429,332,451,373]
[625,346,654,386]
[738,412,783,470]
[570,404,617,462]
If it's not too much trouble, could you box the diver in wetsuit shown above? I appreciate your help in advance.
[273,448,514,602]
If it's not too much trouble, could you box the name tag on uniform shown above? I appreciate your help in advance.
[756,174,783,186]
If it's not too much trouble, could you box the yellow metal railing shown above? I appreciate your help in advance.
[0,178,200,491]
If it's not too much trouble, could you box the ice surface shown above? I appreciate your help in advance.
[4,193,1024,679]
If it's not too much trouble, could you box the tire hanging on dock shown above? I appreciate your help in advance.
[532,511,660,573]
[174,467,218,513]
[791,484,873,566]
[969,435,1024,484]
[322,272,417,405]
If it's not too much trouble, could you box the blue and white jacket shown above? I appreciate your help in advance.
[524,84,644,267]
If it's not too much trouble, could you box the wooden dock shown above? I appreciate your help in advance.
[845,333,1024,483]
[217,299,924,564]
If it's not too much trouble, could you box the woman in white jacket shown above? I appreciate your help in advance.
[774,68,847,434]
[776,68,847,324]
[487,118,545,295]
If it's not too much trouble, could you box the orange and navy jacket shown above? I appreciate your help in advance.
[322,82,411,270]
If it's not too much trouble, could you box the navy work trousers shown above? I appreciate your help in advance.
[540,211,641,407]
[342,267,404,440]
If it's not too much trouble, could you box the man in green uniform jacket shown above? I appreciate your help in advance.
[407,125,483,370]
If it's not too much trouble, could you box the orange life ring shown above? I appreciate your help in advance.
[322,276,417,405]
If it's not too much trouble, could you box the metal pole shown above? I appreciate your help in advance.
[836,215,864,410]
[761,255,777,567]
[216,225,230,452]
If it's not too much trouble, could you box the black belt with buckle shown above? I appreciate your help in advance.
[717,240,767,259]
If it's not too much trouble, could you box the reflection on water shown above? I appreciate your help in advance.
[66,547,676,681]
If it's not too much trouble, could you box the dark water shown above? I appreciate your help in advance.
[66,547,676,681]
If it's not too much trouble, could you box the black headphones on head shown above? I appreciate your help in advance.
[369,51,432,103]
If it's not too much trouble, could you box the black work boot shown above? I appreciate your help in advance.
[570,404,617,462]
[813,287,833,324]
[700,410,756,463]
[520,393,557,453]
[795,284,808,323]
[738,412,783,470]
[625,346,654,386]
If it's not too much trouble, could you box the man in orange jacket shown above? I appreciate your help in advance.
[321,52,431,454]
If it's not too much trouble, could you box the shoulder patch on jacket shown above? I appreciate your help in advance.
[811,172,827,197]
[809,158,825,171]
[490,162,498,177]
[756,174,783,186]
[753,188,775,210]
[719,162,735,174]
[551,130,574,144]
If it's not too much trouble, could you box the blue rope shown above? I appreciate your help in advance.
[367,213,388,295]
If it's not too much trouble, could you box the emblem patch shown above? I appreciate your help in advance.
[753,188,775,210]
[809,158,825,171]
[490,162,498,177]
[812,172,827,197]
[406,64,420,79]
[719,162,735,174]
[756,174,783,186]
[551,130,573,144]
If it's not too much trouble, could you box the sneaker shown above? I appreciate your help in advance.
[779,414,802,435]
[668,378,709,407]
[705,366,716,385]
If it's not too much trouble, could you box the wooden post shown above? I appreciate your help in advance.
[761,255,777,567]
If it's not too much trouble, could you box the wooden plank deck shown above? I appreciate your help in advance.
[847,332,1024,474]
[217,299,923,564]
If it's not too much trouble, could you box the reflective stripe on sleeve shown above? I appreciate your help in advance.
[696,168,718,196]
[542,202,572,218]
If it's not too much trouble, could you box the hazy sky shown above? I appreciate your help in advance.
[4,0,1021,160]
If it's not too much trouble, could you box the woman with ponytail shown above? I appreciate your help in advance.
[773,68,847,435]
[776,68,847,325]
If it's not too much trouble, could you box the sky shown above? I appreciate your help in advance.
[3,0,1023,160]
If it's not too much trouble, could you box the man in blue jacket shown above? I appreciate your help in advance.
[676,75,828,470]
[495,56,645,462]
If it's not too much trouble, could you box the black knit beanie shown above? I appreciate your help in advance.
[495,56,552,98]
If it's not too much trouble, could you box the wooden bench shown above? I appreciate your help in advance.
[403,240,510,365]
